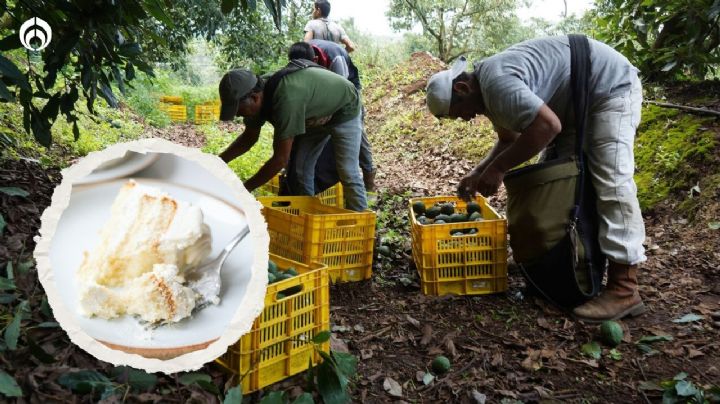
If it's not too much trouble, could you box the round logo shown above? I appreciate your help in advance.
[19,17,52,51]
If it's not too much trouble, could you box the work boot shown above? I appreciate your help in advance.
[573,262,646,322]
[363,169,376,192]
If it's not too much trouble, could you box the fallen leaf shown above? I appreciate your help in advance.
[354,324,365,333]
[687,348,704,358]
[471,390,487,404]
[420,324,433,346]
[331,325,351,333]
[534,386,553,399]
[673,313,704,323]
[581,342,601,359]
[360,349,374,360]
[415,371,425,382]
[422,373,434,386]
[521,350,542,371]
[637,335,673,344]
[330,335,350,353]
[383,377,402,397]
[496,389,518,398]
[491,352,503,367]
[445,337,458,358]
[537,317,552,330]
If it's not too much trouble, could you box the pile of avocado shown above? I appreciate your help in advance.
[267,259,302,299]
[412,201,484,234]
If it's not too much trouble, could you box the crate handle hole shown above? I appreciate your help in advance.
[336,219,357,227]
[275,284,305,300]
[271,201,292,207]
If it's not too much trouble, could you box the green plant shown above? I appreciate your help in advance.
[592,0,720,81]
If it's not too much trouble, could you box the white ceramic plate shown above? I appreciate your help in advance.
[50,179,253,351]
[74,152,161,185]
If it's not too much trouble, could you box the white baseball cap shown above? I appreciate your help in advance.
[426,56,468,117]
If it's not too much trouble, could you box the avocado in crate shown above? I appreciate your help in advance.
[215,255,330,393]
[409,196,508,296]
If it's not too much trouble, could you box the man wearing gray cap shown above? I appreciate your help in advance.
[426,36,646,322]
[217,66,367,211]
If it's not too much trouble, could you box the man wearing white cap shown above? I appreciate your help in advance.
[426,36,646,322]
[217,67,367,211]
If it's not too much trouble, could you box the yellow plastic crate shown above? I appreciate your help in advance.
[261,174,344,208]
[194,103,220,124]
[410,196,508,296]
[159,95,183,104]
[316,182,344,208]
[215,254,330,393]
[160,104,187,122]
[259,196,376,282]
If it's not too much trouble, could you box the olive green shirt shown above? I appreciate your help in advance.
[244,67,360,140]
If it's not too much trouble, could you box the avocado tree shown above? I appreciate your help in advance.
[592,0,720,80]
[386,0,522,62]
[0,0,285,147]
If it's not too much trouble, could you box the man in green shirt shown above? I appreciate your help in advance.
[217,66,367,211]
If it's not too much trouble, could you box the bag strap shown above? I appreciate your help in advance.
[261,59,323,120]
[568,34,591,223]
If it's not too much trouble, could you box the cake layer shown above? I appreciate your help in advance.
[77,180,211,287]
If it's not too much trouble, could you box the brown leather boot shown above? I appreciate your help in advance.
[362,169,376,192]
[573,262,646,322]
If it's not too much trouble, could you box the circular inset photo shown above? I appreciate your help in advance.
[33,138,269,373]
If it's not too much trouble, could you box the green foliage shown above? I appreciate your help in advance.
[0,0,287,147]
[386,0,525,61]
[201,124,273,182]
[634,105,717,211]
[652,372,720,403]
[592,0,720,81]
[0,370,22,398]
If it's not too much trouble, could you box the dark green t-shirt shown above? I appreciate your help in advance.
[244,67,360,140]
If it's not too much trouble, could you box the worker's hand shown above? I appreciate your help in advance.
[457,165,504,201]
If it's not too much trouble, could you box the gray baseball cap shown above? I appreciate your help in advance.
[219,69,259,121]
[426,56,467,117]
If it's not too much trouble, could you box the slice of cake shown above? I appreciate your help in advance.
[126,264,197,324]
[77,180,212,324]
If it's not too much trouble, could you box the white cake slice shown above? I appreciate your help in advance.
[77,180,212,324]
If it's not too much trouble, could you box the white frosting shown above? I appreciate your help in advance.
[77,180,212,324]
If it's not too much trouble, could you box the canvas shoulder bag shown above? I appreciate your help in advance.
[502,34,607,309]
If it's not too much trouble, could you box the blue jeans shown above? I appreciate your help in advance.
[291,112,367,211]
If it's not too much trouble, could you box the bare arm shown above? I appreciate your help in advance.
[341,37,356,53]
[458,104,561,199]
[304,31,314,41]
[487,104,561,173]
[243,137,293,192]
[219,125,262,163]
[472,127,520,174]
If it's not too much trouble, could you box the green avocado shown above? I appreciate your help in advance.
[431,356,451,374]
[426,206,442,219]
[286,267,299,276]
[412,201,426,215]
[268,272,277,284]
[466,201,481,215]
[435,214,451,223]
[440,203,455,215]
[268,260,278,273]
[417,215,430,225]
[450,213,468,223]
[434,219,446,224]
[450,230,464,236]
[600,320,624,347]
[469,211,482,221]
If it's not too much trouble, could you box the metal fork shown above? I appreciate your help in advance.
[186,225,250,307]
